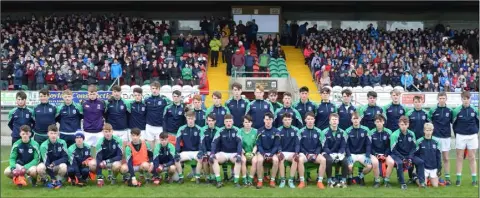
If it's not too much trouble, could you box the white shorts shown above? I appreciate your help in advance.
[145,124,163,141]
[114,129,130,142]
[436,137,451,152]
[216,152,237,162]
[350,154,370,165]
[180,151,199,162]
[425,169,438,179]
[84,132,103,147]
[455,134,478,150]
[282,152,295,161]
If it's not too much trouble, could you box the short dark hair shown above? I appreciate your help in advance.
[185,110,195,118]
[173,90,182,97]
[133,87,143,94]
[39,88,50,96]
[20,125,31,133]
[16,91,27,100]
[398,116,409,124]
[341,89,352,96]
[112,85,121,92]
[283,91,292,98]
[282,112,292,119]
[207,113,216,121]
[231,82,242,90]
[130,128,141,136]
[461,91,471,99]
[151,81,161,88]
[243,115,253,122]
[320,87,330,94]
[413,95,422,102]
[299,86,309,93]
[213,91,222,99]
[437,92,447,98]
[305,111,315,119]
[224,114,233,120]
[48,124,58,132]
[268,89,278,96]
[375,114,386,122]
[367,91,377,98]
[329,113,339,119]
[159,132,169,139]
[264,112,274,119]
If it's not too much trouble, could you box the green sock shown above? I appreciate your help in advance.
[216,176,221,182]
[234,176,239,183]
[195,173,200,179]
[445,174,450,181]
[248,175,253,182]
[179,173,184,179]
[280,177,285,181]
[209,174,215,180]
[457,173,462,181]
[472,174,477,182]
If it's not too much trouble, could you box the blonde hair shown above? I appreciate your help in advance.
[255,84,264,92]
[390,89,401,96]
[62,89,73,96]
[424,123,434,131]
[103,123,113,131]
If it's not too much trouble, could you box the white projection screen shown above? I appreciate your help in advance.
[340,21,378,30]
[233,15,279,33]
[386,21,424,31]
[178,20,202,31]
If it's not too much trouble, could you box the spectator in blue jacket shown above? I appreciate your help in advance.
[13,65,23,90]
[360,71,371,87]
[35,67,46,90]
[401,71,414,90]
[244,51,255,77]
[110,59,122,80]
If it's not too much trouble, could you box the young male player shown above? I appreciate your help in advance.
[358,91,384,130]
[67,132,95,187]
[206,91,230,128]
[8,91,35,145]
[428,92,453,185]
[315,87,337,130]
[452,91,479,186]
[337,89,356,131]
[383,89,406,132]
[145,81,171,146]
[406,96,430,140]
[128,87,147,140]
[95,123,123,187]
[151,132,178,185]
[57,89,83,147]
[390,116,425,189]
[225,82,249,128]
[268,89,283,113]
[37,125,69,189]
[369,114,395,188]
[198,114,219,184]
[32,89,57,144]
[240,115,258,186]
[192,95,206,128]
[210,114,244,188]
[277,113,300,188]
[4,125,40,187]
[321,113,348,188]
[415,123,442,187]
[174,111,202,184]
[274,91,303,129]
[246,84,274,129]
[105,85,130,144]
[255,112,280,189]
[344,112,375,186]
[121,128,153,187]
[164,90,187,145]
[293,86,317,121]
[296,112,327,189]
[82,85,107,147]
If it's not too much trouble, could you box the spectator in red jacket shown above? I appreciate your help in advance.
[45,68,56,90]
[231,49,245,76]
[197,70,209,110]
[25,64,36,90]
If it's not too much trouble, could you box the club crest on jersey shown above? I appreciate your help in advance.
[361,133,364,137]
[331,107,334,112]
[85,151,89,155]
[194,132,198,136]
[422,115,426,120]
[73,109,77,114]
[120,105,124,110]
[399,109,404,114]
[85,104,90,108]
[221,110,225,115]
[432,144,436,149]
[337,134,341,138]
[308,106,312,111]
[445,112,449,117]
[376,110,380,114]
[49,108,53,112]
[178,111,182,115]
[97,104,101,109]
[113,144,116,149]
[28,148,33,153]
[19,149,23,153]
[471,112,475,117]
[264,104,268,109]
[141,107,145,111]
[25,114,30,118]
[57,147,62,152]
[408,137,412,142]
[383,136,387,140]
[158,101,162,105]
[313,134,317,138]
[241,104,245,108]
[232,133,236,137]
[291,132,295,136]
[350,110,354,113]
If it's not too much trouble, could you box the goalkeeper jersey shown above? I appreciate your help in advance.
[239,128,257,153]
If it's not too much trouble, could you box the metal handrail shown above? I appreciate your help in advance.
[108,77,120,91]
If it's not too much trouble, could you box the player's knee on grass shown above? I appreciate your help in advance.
[36,163,46,176]
[27,166,37,177]
[89,160,97,172]
[58,163,68,176]
[4,167,12,178]
[120,164,129,174]
[140,162,150,171]
[168,165,176,173]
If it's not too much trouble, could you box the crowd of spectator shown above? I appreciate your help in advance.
[295,23,479,92]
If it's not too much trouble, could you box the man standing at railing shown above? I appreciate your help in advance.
[110,59,122,83]
[258,49,271,78]
[244,51,255,77]
[231,49,245,77]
